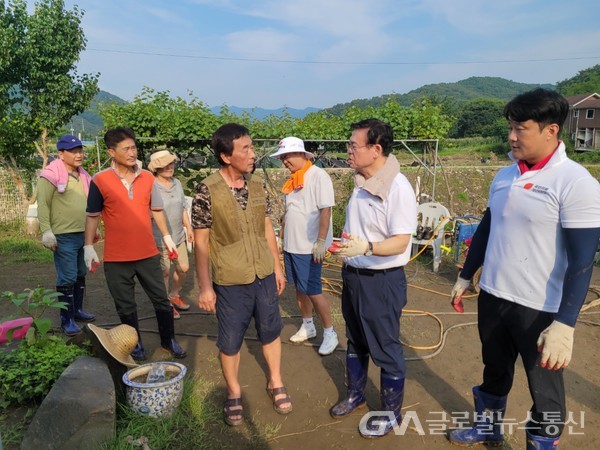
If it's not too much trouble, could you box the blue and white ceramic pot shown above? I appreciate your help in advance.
[122,362,187,418]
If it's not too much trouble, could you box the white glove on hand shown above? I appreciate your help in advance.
[83,244,100,272]
[163,234,178,259]
[450,276,471,313]
[312,239,326,263]
[42,230,57,251]
[537,320,574,370]
[333,234,369,258]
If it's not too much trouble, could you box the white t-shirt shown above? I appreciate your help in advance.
[283,165,335,254]
[343,173,417,269]
[480,143,600,312]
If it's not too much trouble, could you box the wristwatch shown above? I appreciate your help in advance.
[364,241,373,256]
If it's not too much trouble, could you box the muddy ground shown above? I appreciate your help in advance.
[1,239,599,450]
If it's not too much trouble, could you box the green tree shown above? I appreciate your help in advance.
[556,65,600,96]
[409,97,454,140]
[454,98,505,138]
[100,87,220,162]
[0,0,99,210]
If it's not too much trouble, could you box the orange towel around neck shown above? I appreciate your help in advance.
[281,160,312,194]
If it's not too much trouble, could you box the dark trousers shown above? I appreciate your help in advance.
[478,290,565,437]
[341,266,407,378]
[104,255,170,316]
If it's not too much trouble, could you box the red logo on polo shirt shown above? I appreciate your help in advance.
[524,183,534,190]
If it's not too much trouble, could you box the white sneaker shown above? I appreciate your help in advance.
[318,331,339,356]
[289,323,317,343]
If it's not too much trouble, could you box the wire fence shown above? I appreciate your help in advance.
[0,168,25,229]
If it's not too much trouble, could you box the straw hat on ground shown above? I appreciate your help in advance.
[87,324,139,368]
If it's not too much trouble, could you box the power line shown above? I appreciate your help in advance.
[88,48,600,66]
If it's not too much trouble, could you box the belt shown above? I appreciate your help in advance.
[343,264,403,276]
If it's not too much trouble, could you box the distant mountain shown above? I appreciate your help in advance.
[210,105,320,120]
[68,90,126,139]
[322,77,555,115]
[69,76,555,137]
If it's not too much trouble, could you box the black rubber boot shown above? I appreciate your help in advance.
[73,277,95,322]
[56,285,81,336]
[155,308,187,358]
[360,373,405,438]
[119,311,146,360]
[330,353,369,418]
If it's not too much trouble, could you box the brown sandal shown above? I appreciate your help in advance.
[223,397,243,426]
[266,386,293,415]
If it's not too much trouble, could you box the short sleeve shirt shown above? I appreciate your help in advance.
[283,165,335,254]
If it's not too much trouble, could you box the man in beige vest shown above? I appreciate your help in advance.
[192,123,291,427]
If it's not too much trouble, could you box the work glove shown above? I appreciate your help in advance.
[329,233,368,258]
[163,234,178,260]
[42,230,57,251]
[83,244,100,272]
[450,276,470,313]
[537,320,574,370]
[312,239,326,263]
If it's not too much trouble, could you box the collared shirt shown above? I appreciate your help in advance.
[343,171,417,270]
[480,142,600,312]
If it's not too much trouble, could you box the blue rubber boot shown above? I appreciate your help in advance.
[57,285,82,336]
[359,373,405,438]
[526,428,560,449]
[119,311,146,360]
[73,277,96,322]
[330,353,369,418]
[156,308,187,358]
[448,385,507,447]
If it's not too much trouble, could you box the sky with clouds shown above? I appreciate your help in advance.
[57,0,600,109]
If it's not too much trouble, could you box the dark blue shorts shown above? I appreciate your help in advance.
[214,273,283,355]
[283,251,323,295]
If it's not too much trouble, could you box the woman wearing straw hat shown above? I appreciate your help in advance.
[148,149,194,320]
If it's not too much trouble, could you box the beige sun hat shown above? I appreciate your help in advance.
[87,323,139,368]
[148,149,177,172]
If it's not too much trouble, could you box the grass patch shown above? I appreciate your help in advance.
[0,407,35,448]
[0,237,52,265]
[104,375,222,450]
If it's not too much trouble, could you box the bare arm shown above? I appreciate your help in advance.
[182,209,194,243]
[194,228,216,312]
[151,210,170,236]
[85,216,100,245]
[266,217,285,295]
[372,234,412,256]
[317,207,331,240]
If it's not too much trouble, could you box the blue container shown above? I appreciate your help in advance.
[453,218,481,263]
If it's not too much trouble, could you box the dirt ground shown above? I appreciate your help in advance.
[1,242,599,450]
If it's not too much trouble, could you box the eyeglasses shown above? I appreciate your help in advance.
[345,142,372,152]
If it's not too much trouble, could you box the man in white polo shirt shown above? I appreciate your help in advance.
[272,137,339,356]
[329,119,417,438]
[449,88,600,449]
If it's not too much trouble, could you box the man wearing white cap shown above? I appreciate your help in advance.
[271,137,338,355]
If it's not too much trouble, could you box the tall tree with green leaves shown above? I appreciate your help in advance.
[453,98,505,138]
[0,0,99,209]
